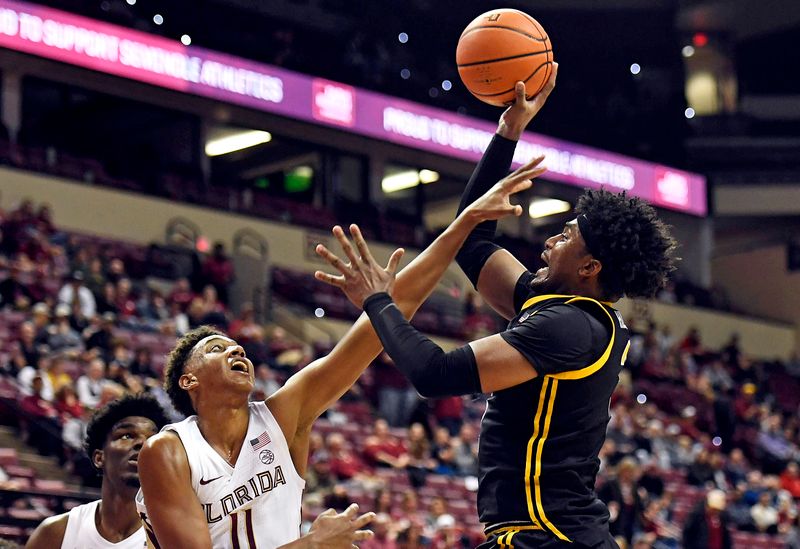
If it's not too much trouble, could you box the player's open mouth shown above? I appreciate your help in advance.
[231,360,249,374]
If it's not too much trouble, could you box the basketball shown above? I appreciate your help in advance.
[456,9,554,107]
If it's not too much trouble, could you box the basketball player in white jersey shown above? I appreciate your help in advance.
[26,394,170,549]
[135,155,549,548]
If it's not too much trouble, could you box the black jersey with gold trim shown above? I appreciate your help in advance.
[477,285,630,547]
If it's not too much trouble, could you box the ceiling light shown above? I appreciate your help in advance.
[682,45,695,58]
[419,169,439,184]
[528,198,571,219]
[382,170,420,193]
[153,14,163,25]
[684,107,696,119]
[630,63,641,75]
[181,34,191,46]
[205,130,272,156]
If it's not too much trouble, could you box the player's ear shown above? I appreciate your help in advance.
[92,449,104,471]
[579,257,602,278]
[179,372,198,390]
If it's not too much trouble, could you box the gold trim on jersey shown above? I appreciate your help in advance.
[548,297,616,380]
[498,528,519,548]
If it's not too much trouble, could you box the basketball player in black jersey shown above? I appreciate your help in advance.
[316,67,678,549]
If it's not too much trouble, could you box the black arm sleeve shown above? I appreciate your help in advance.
[455,134,518,288]
[363,293,482,398]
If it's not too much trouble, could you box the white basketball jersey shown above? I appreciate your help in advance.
[136,401,305,549]
[61,499,146,549]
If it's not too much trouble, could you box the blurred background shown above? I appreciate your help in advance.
[0,0,798,547]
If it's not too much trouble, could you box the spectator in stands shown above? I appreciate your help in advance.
[46,303,83,353]
[373,351,418,428]
[0,264,33,309]
[781,462,800,498]
[251,364,279,400]
[105,257,127,285]
[682,489,732,549]
[69,300,91,333]
[406,423,435,488]
[129,346,158,379]
[452,423,479,477]
[20,374,62,457]
[425,497,449,537]
[725,448,750,487]
[167,277,194,311]
[115,278,137,319]
[17,356,54,401]
[431,426,457,476]
[54,384,84,421]
[84,257,106,298]
[461,292,497,340]
[432,396,463,436]
[47,355,72,393]
[360,513,397,549]
[30,302,51,344]
[364,418,409,469]
[26,394,170,549]
[326,432,368,481]
[758,413,797,474]
[201,242,235,305]
[750,491,779,534]
[95,282,119,316]
[2,342,27,377]
[76,357,107,408]
[323,484,353,512]
[57,271,96,319]
[18,320,42,368]
[429,514,470,548]
[136,288,169,328]
[395,518,425,549]
[599,457,645,546]
[725,486,754,532]
[785,350,800,378]
[84,312,116,358]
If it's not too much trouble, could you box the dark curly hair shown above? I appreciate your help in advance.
[164,325,224,417]
[575,189,677,299]
[84,393,171,463]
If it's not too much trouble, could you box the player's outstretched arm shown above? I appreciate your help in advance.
[25,513,68,549]
[269,156,547,442]
[456,64,558,319]
[137,432,213,549]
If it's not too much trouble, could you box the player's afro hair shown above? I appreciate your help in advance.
[576,189,677,299]
[84,393,170,462]
[164,325,225,417]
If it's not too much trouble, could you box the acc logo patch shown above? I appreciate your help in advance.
[259,449,275,465]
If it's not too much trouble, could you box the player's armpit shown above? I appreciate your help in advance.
[469,334,540,393]
[24,513,69,549]
[138,432,213,549]
[476,249,528,320]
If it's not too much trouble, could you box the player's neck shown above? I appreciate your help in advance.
[96,485,141,542]
[196,403,251,466]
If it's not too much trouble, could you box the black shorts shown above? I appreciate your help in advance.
[477,529,620,549]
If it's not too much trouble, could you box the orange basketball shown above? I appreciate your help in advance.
[456,9,554,107]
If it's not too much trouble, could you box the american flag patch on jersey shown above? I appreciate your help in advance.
[249,431,271,451]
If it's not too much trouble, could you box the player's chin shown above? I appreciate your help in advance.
[122,473,141,488]
[532,266,549,283]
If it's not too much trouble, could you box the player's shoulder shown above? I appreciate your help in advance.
[26,511,69,548]
[140,430,186,465]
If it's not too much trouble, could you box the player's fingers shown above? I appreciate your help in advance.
[332,226,362,271]
[386,248,404,276]
[318,508,336,517]
[353,529,375,541]
[515,81,526,103]
[349,224,376,266]
[342,503,360,519]
[508,178,534,195]
[314,271,346,288]
[513,204,523,216]
[315,244,351,275]
[537,62,558,101]
[352,512,376,529]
